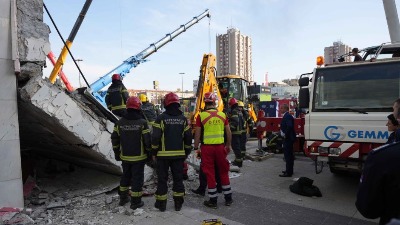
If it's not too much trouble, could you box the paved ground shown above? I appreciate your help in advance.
[133,139,378,225]
[24,139,379,225]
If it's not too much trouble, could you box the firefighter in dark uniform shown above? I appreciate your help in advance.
[237,101,254,158]
[105,74,129,117]
[139,94,159,127]
[356,142,400,225]
[228,98,245,167]
[111,96,151,210]
[193,92,233,209]
[152,92,192,212]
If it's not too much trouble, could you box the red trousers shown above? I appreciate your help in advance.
[200,144,230,189]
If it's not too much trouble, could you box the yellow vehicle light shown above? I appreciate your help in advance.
[316,56,324,66]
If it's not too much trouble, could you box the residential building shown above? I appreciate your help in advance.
[324,41,352,64]
[216,27,253,82]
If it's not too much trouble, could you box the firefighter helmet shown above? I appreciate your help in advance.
[126,96,141,109]
[237,101,245,107]
[164,92,180,107]
[112,73,121,81]
[204,92,217,103]
[229,98,238,107]
[139,94,148,102]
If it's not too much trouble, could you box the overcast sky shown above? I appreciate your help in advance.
[43,0,397,92]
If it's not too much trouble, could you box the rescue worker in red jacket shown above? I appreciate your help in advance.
[228,98,245,167]
[194,92,233,209]
[152,92,192,212]
[105,74,129,117]
[111,96,151,210]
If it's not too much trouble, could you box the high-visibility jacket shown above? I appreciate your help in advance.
[111,111,151,162]
[199,109,227,145]
[151,109,192,158]
[105,81,129,111]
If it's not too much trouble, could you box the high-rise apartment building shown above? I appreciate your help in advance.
[216,28,253,82]
[324,41,352,64]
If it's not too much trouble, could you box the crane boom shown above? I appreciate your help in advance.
[89,9,210,105]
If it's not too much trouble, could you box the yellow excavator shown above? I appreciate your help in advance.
[190,53,257,130]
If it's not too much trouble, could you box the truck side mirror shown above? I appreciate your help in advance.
[298,77,309,87]
[299,87,309,109]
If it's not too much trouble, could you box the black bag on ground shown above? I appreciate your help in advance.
[289,177,322,197]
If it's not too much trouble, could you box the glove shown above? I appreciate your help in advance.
[114,152,121,161]
[195,150,201,159]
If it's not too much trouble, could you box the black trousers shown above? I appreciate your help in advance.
[120,161,145,193]
[283,140,294,175]
[240,132,247,154]
[155,158,185,196]
[232,134,242,159]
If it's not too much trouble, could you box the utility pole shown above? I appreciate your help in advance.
[179,72,185,99]
[76,59,83,87]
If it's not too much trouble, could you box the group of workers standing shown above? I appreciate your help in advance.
[106,73,253,212]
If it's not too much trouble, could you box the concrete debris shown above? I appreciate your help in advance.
[133,208,144,216]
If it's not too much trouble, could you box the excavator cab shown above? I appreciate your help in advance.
[216,75,249,112]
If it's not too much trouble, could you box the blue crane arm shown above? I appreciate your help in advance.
[89,9,210,99]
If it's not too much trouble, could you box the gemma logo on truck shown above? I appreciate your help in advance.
[324,126,389,141]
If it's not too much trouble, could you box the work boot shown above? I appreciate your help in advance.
[232,160,242,168]
[130,197,144,210]
[154,200,167,212]
[118,190,130,206]
[190,188,205,196]
[203,197,218,209]
[224,194,233,206]
[173,197,184,211]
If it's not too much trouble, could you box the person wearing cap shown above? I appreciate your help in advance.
[386,114,400,144]
[194,92,233,209]
[352,48,363,62]
[152,92,192,212]
[105,73,129,117]
[228,98,245,167]
[111,96,151,210]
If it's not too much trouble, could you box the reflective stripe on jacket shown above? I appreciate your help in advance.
[151,112,192,158]
[105,82,129,111]
[111,116,151,162]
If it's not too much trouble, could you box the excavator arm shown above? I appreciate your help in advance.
[192,54,223,125]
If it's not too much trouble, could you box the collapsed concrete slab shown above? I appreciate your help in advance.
[14,0,121,175]
[18,76,121,174]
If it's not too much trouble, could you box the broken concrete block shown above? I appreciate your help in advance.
[105,196,113,205]
[46,201,66,209]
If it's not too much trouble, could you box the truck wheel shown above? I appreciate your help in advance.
[329,166,347,175]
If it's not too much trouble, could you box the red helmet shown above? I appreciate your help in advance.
[229,98,238,107]
[112,73,121,81]
[164,92,180,107]
[126,96,141,109]
[204,92,217,103]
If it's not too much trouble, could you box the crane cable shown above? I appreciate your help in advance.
[43,3,90,87]
[208,14,211,54]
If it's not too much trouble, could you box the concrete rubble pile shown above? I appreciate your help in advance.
[1,158,203,225]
